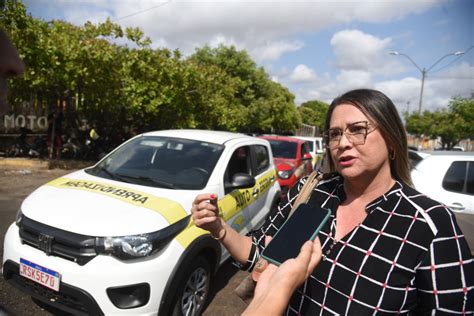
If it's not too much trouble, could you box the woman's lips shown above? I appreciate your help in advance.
[338,155,356,166]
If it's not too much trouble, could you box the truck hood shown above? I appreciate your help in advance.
[21,170,197,237]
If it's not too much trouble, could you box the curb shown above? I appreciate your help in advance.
[0,158,95,170]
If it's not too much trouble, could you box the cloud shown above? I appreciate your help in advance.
[330,29,401,75]
[425,61,474,105]
[290,64,317,83]
[374,61,474,112]
[253,40,304,62]
[279,29,407,105]
[375,77,422,112]
[28,0,470,115]
[336,70,372,90]
[294,63,472,114]
[27,0,441,62]
[278,28,472,115]
[208,34,238,49]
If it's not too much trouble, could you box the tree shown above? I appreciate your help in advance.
[248,82,301,134]
[1,1,145,125]
[406,96,474,149]
[2,1,302,137]
[449,96,474,140]
[189,45,300,133]
[297,100,329,133]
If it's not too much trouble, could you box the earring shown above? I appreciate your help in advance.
[389,149,396,160]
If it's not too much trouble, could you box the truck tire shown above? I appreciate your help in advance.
[171,256,211,316]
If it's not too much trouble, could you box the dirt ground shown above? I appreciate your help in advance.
[0,163,249,315]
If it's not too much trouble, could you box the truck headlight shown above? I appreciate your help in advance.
[278,169,294,179]
[95,215,190,260]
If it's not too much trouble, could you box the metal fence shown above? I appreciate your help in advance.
[295,123,321,137]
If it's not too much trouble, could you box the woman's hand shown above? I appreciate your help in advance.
[243,238,322,315]
[191,193,224,237]
[192,193,253,265]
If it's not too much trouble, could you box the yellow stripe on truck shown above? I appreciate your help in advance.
[219,168,276,221]
[176,168,277,247]
[48,169,276,249]
[46,178,187,225]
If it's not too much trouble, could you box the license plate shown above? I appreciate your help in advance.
[19,258,61,292]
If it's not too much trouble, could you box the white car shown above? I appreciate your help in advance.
[290,136,324,168]
[410,151,474,253]
[2,129,281,315]
[410,151,474,214]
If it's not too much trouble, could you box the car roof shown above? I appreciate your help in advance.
[290,136,323,142]
[408,149,430,159]
[259,135,305,144]
[141,129,255,145]
[416,150,474,158]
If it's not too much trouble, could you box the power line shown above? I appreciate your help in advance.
[112,1,172,22]
[430,45,474,74]
[389,50,464,113]
[428,76,474,80]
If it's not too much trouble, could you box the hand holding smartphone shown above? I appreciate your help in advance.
[261,203,330,266]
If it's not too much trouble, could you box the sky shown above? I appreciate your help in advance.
[24,0,473,115]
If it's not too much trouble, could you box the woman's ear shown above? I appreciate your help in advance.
[389,148,396,160]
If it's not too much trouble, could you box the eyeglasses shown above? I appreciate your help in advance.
[323,121,377,149]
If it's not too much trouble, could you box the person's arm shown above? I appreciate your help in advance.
[192,193,253,265]
[192,176,310,267]
[414,209,473,314]
[243,239,322,315]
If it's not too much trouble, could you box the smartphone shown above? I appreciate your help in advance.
[261,203,331,266]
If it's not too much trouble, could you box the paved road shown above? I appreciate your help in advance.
[0,165,248,315]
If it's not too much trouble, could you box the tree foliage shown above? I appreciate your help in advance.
[1,1,301,136]
[189,45,301,133]
[405,96,474,149]
[297,100,329,132]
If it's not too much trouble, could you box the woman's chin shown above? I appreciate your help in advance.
[337,167,364,180]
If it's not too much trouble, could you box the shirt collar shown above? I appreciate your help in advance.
[364,180,403,214]
[331,176,404,214]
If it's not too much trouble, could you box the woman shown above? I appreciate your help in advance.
[192,89,473,314]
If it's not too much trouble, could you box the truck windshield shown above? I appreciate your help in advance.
[86,135,224,190]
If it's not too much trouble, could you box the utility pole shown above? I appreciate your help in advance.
[390,50,465,113]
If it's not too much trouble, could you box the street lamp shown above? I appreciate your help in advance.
[389,50,465,113]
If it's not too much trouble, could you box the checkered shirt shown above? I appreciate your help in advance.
[241,173,474,315]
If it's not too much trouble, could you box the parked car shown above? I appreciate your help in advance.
[434,146,465,152]
[258,135,313,197]
[408,148,430,169]
[410,150,473,213]
[290,136,324,168]
[410,150,474,252]
[2,129,281,315]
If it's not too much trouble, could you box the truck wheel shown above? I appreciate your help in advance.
[171,256,211,316]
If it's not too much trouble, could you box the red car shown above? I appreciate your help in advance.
[259,135,313,197]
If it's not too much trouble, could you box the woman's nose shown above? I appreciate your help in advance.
[337,132,352,148]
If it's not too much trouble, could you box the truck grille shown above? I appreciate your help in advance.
[18,215,97,266]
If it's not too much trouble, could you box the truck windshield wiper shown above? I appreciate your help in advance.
[115,173,176,189]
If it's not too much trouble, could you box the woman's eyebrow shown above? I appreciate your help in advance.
[329,120,367,129]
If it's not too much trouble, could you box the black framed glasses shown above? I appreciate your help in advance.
[323,121,377,149]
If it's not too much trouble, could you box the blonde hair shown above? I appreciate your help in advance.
[324,89,412,186]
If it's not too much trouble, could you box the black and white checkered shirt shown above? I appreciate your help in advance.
[243,174,473,315]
